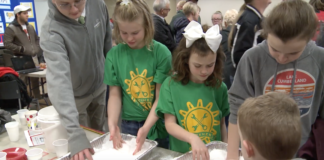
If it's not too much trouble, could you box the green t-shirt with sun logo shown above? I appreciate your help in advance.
[156,76,230,153]
[104,40,172,122]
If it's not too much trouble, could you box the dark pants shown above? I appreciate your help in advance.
[121,120,169,149]
[224,75,234,129]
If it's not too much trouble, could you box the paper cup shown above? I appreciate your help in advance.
[17,109,29,125]
[0,152,7,160]
[52,139,68,157]
[5,122,19,142]
[26,148,43,160]
[25,110,38,130]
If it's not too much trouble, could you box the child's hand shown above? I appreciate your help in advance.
[190,134,210,160]
[133,126,149,155]
[109,126,124,150]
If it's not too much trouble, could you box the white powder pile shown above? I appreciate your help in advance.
[209,149,245,160]
[210,149,227,160]
[92,135,152,160]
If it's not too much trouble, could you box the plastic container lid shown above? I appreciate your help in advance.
[37,106,60,121]
[2,147,27,160]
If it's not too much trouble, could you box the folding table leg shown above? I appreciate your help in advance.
[28,77,33,98]
[18,98,22,110]
[41,78,49,106]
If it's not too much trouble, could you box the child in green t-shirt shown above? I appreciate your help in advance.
[104,0,172,155]
[156,21,229,160]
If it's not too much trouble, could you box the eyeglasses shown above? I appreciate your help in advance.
[163,8,171,11]
[212,18,222,21]
[56,0,86,10]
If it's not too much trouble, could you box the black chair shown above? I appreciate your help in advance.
[3,52,13,68]
[0,80,22,109]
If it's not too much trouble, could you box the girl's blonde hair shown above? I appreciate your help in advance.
[224,9,238,26]
[113,0,154,50]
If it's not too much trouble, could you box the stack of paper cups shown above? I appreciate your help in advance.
[17,109,29,125]
[5,122,19,141]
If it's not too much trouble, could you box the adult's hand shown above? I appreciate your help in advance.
[39,63,46,69]
[72,148,94,160]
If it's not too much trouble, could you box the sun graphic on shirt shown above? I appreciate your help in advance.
[180,99,220,144]
[125,68,155,111]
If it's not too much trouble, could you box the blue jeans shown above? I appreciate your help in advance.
[121,120,169,149]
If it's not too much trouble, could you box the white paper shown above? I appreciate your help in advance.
[0,23,4,33]
[24,130,33,146]
[4,11,14,23]
[0,0,10,5]
[24,130,45,146]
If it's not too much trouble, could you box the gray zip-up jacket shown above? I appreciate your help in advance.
[40,0,112,156]
[229,40,324,150]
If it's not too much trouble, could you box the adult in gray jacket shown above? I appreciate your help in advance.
[40,0,112,159]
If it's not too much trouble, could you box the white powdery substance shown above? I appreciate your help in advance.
[209,149,245,160]
[209,149,227,160]
[92,135,152,160]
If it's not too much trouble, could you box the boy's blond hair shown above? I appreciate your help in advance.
[113,0,154,50]
[183,2,199,17]
[238,92,301,159]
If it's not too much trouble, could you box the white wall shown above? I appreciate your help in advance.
[33,0,311,34]
[177,0,310,26]
[198,0,283,26]
[34,0,49,35]
[104,0,177,23]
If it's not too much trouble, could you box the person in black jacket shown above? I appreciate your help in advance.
[173,2,200,45]
[220,9,238,129]
[170,0,201,34]
[228,0,271,74]
[152,0,176,52]
[220,9,238,90]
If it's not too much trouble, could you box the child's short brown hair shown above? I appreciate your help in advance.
[263,0,319,42]
[171,25,224,88]
[238,92,301,159]
[113,0,154,50]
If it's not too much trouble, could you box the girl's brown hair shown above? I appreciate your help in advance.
[309,0,324,12]
[113,0,154,50]
[228,0,253,49]
[263,0,319,42]
[171,25,225,88]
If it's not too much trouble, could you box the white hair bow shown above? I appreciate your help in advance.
[183,21,222,53]
[121,0,130,5]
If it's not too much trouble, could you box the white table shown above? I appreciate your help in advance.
[1,115,182,160]
[26,70,49,106]
[0,114,102,160]
[27,69,46,78]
